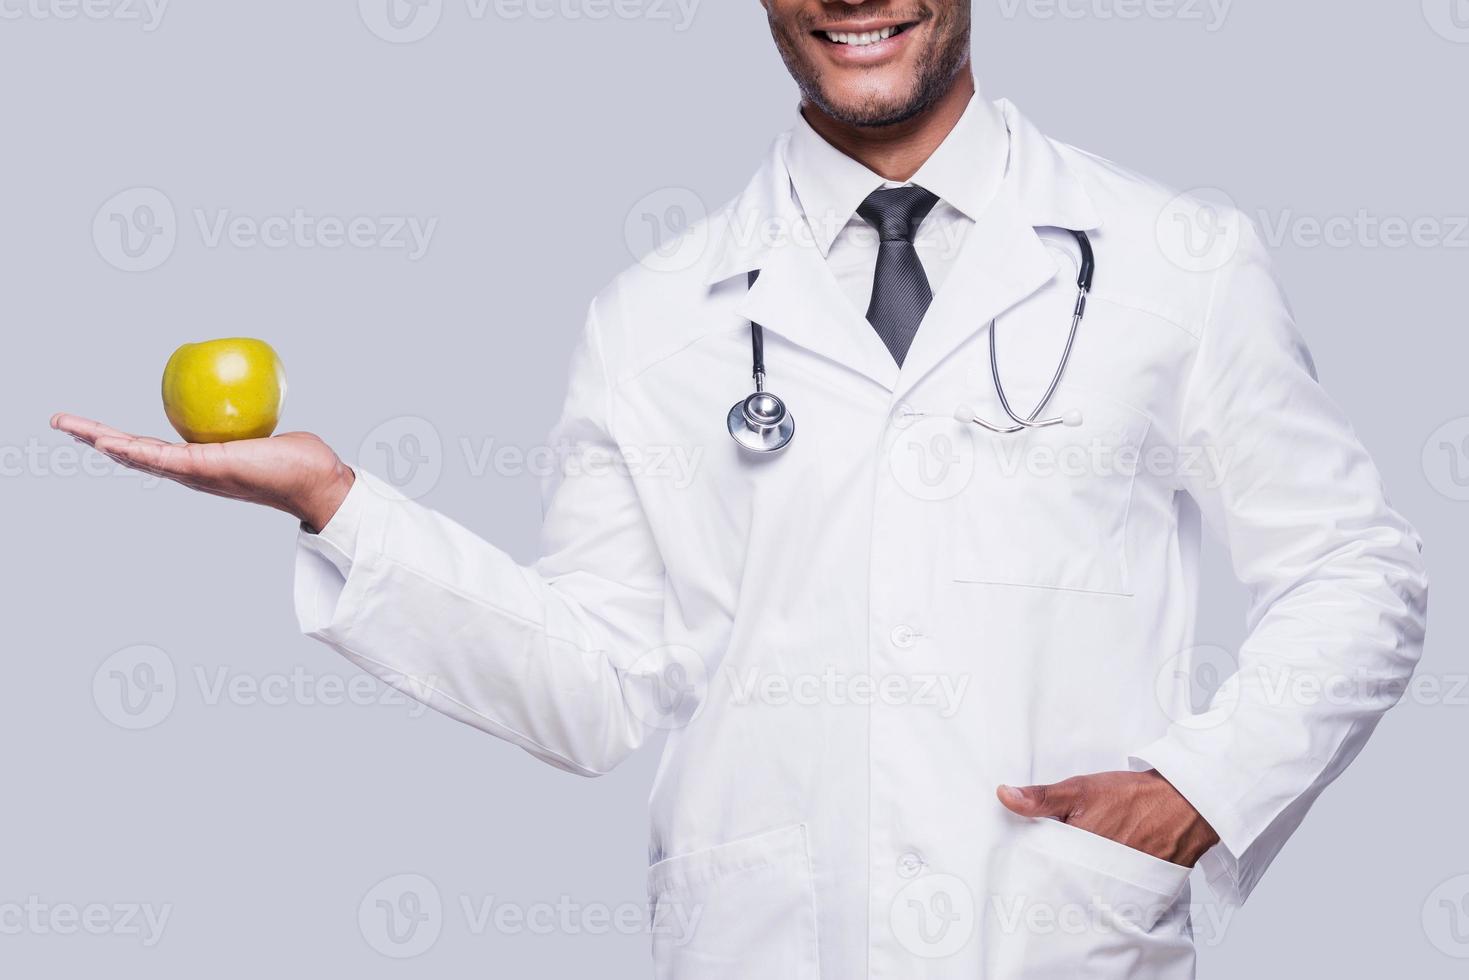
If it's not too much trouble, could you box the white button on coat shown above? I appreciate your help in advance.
[293,99,1428,979]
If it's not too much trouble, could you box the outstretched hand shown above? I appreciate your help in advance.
[998,769,1219,868]
[51,414,355,533]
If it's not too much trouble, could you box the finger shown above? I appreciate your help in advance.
[94,437,203,480]
[52,414,121,445]
[52,414,168,448]
[997,780,1082,820]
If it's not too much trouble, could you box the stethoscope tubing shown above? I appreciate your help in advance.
[730,229,1094,452]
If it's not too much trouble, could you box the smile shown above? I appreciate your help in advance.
[816,22,917,47]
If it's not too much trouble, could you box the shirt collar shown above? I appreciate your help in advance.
[783,92,1010,256]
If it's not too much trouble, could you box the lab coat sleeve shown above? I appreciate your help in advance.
[292,300,669,776]
[1129,216,1428,905]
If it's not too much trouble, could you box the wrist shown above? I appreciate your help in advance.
[1144,770,1220,864]
[297,462,356,534]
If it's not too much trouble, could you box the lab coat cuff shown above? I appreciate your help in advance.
[1128,740,1254,909]
[293,469,401,636]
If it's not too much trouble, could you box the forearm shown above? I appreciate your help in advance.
[296,471,662,776]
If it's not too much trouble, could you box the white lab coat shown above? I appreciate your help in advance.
[294,101,1428,979]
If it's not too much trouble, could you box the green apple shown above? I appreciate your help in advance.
[161,338,286,443]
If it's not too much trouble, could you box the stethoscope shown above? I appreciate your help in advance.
[727,229,1095,453]
[726,269,798,453]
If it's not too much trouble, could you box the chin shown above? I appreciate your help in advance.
[807,68,941,128]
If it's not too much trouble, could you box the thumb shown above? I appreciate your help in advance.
[997,781,1076,820]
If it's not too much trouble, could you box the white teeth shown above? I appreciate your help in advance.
[824,26,898,46]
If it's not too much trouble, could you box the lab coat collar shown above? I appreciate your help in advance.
[705,99,1102,288]
[783,92,1009,256]
[703,101,1102,396]
[997,98,1102,234]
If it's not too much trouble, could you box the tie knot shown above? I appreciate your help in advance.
[857,185,940,243]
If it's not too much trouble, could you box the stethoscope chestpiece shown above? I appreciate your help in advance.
[727,389,795,453]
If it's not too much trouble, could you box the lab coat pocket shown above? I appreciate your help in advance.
[952,397,1150,597]
[647,824,819,980]
[984,817,1195,980]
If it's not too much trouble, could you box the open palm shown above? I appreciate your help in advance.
[51,413,353,530]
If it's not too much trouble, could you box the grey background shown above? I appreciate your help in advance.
[3,1,1466,976]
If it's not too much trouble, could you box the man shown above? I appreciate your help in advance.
[55,1,1427,977]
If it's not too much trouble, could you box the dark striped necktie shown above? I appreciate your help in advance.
[857,185,940,366]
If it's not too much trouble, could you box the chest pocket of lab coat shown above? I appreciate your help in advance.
[950,395,1150,597]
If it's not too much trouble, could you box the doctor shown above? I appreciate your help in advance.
[55,1,1427,977]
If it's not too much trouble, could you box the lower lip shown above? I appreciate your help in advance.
[815,27,915,65]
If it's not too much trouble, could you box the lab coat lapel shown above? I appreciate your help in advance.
[893,181,1057,402]
[893,101,1105,402]
[709,138,900,391]
[734,234,900,392]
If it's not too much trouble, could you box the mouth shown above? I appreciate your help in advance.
[811,19,922,60]
[816,21,917,46]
